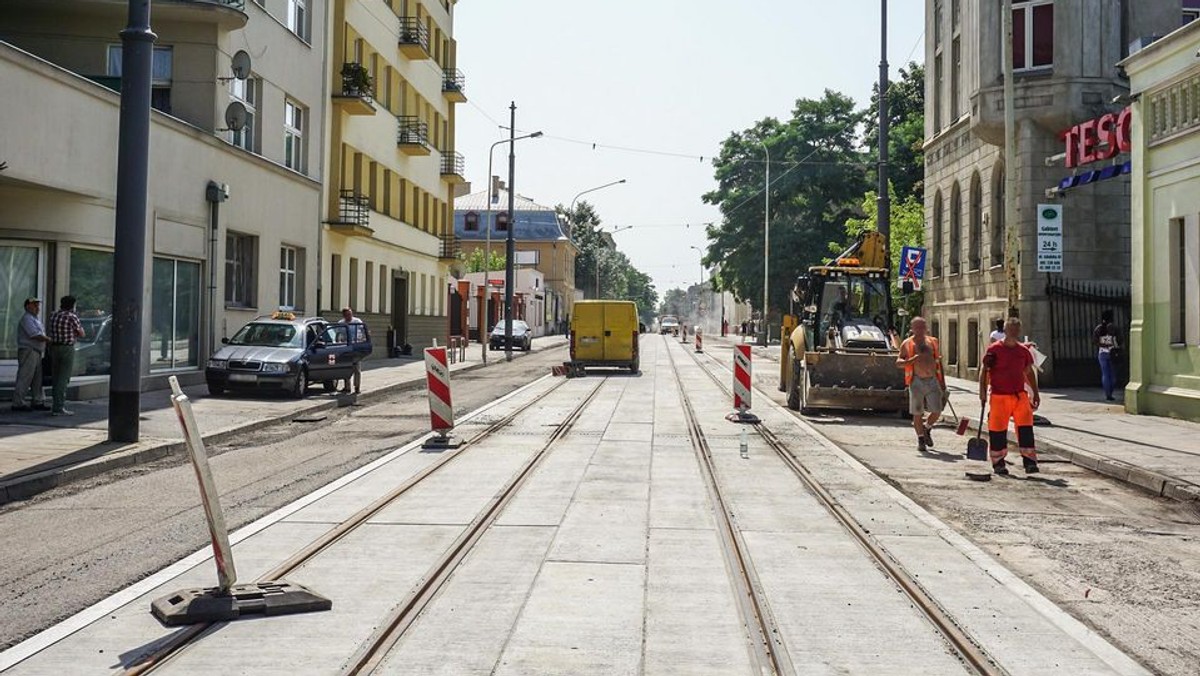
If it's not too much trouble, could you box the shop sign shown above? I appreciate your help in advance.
[1062,107,1132,168]
[1036,204,1064,273]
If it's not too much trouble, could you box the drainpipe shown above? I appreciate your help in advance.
[205,181,228,357]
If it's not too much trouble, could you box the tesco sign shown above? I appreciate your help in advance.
[1062,108,1132,168]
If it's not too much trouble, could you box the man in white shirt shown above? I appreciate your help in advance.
[338,307,364,394]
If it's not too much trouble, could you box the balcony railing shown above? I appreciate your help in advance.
[397,116,430,153]
[333,190,370,228]
[440,233,461,260]
[398,17,430,57]
[339,63,373,101]
[442,68,466,101]
[440,151,465,181]
[211,0,246,9]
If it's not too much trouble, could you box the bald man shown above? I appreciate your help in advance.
[896,317,945,452]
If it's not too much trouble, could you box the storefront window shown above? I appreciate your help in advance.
[70,248,115,375]
[0,245,40,360]
[150,258,201,371]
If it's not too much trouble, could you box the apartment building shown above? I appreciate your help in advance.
[322,0,463,355]
[0,0,326,391]
[922,0,1184,385]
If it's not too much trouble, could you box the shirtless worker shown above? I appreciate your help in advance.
[980,316,1041,475]
[896,317,946,452]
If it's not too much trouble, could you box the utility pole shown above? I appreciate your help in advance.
[504,102,516,362]
[109,0,155,443]
[759,139,770,347]
[877,0,891,259]
[1003,0,1020,317]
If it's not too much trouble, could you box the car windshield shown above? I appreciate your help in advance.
[493,321,528,332]
[229,322,302,348]
[820,276,890,328]
[79,316,108,342]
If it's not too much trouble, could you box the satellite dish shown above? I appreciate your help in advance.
[224,101,247,132]
[230,50,252,80]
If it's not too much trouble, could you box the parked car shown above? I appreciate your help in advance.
[490,320,533,351]
[205,312,371,397]
[73,312,112,375]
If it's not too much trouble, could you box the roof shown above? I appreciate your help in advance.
[453,188,572,242]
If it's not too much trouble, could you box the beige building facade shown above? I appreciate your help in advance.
[0,0,327,391]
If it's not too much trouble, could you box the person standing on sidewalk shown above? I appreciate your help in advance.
[896,317,945,453]
[980,316,1041,475]
[989,318,1005,344]
[46,296,85,416]
[338,307,363,394]
[12,297,50,412]
[1093,310,1120,401]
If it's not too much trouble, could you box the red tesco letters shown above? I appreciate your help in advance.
[1063,107,1132,168]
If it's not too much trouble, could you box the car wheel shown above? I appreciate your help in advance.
[288,369,306,399]
[322,380,336,393]
[208,382,225,397]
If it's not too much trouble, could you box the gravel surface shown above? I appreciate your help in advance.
[0,346,569,650]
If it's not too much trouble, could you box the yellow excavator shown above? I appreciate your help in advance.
[780,231,907,414]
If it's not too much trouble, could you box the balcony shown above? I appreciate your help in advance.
[442,68,466,103]
[397,116,431,155]
[439,233,461,260]
[440,151,465,183]
[398,17,431,59]
[328,190,373,237]
[332,63,376,116]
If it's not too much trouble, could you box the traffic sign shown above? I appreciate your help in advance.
[898,246,927,290]
[1036,204,1063,273]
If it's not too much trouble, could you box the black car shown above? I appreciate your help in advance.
[489,320,533,351]
[205,313,372,397]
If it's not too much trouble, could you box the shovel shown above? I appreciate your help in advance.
[965,400,992,482]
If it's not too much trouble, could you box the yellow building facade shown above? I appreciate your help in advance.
[323,0,463,354]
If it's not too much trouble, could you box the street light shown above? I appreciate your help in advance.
[569,178,626,215]
[757,138,770,347]
[690,245,706,332]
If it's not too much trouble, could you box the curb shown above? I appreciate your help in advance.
[0,340,567,506]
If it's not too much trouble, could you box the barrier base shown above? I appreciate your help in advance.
[422,433,463,450]
[728,410,760,424]
[150,581,331,626]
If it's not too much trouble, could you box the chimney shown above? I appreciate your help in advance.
[490,175,504,204]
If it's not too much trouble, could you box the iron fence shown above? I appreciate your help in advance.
[1046,275,1131,387]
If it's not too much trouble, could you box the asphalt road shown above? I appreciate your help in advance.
[0,345,571,651]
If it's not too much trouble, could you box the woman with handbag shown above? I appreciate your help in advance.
[1093,310,1120,401]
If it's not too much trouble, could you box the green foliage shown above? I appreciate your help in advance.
[460,247,505,273]
[837,184,927,320]
[558,201,659,321]
[862,63,925,202]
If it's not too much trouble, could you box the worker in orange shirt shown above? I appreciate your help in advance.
[896,316,945,453]
[979,316,1040,475]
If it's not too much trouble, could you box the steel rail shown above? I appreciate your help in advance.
[664,342,794,676]
[123,376,580,676]
[341,377,607,675]
[678,338,1004,676]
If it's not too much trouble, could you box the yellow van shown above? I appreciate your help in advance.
[570,300,640,373]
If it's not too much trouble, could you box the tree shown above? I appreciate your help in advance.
[558,200,659,320]
[702,90,869,319]
[862,62,925,202]
[460,247,506,273]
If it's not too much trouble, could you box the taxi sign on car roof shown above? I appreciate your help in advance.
[271,310,297,321]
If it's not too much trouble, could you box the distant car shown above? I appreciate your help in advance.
[490,320,532,351]
[659,315,680,335]
[73,313,112,376]
[205,312,371,398]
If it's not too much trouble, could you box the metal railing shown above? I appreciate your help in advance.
[334,190,370,227]
[439,233,460,259]
[339,63,373,101]
[397,116,430,148]
[442,68,465,95]
[398,17,430,53]
[440,151,464,177]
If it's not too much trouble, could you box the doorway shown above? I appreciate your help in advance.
[391,274,409,349]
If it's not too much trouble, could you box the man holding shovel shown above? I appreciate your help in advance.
[896,317,946,453]
[980,316,1041,475]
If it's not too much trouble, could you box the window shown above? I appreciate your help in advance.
[932,191,943,277]
[967,319,979,368]
[349,257,359,310]
[951,38,961,120]
[107,45,173,113]
[365,261,374,313]
[991,162,1006,267]
[464,211,480,231]
[496,212,509,232]
[949,183,962,274]
[934,54,944,131]
[69,248,115,375]
[229,76,259,152]
[279,246,298,310]
[1184,1,1200,25]
[150,258,201,371]
[379,265,388,313]
[969,172,982,271]
[225,233,257,307]
[1013,1,1054,71]
[287,0,309,41]
[284,99,305,172]
[933,0,943,46]
[331,254,342,310]
[1169,217,1199,345]
[947,320,959,366]
[0,244,40,360]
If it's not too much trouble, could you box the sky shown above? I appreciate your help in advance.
[454,0,926,297]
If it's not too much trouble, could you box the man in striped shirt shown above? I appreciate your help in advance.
[47,295,85,416]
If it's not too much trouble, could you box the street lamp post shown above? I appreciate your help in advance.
[567,179,626,300]
[757,138,770,346]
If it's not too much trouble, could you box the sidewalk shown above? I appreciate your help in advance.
[707,335,1200,504]
[0,336,568,504]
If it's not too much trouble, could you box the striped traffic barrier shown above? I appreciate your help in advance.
[695,328,703,353]
[423,346,462,449]
[733,344,752,413]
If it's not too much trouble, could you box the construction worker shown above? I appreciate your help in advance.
[979,316,1040,475]
[896,316,945,452]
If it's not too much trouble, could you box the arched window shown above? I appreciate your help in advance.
[969,172,982,271]
[991,162,1006,267]
[932,191,944,277]
[949,183,962,275]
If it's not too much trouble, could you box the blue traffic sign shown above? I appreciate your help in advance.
[899,246,927,289]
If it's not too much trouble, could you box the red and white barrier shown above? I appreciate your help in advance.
[695,328,703,353]
[733,345,752,412]
[423,347,459,447]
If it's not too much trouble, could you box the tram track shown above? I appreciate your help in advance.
[674,337,1003,676]
[122,375,604,676]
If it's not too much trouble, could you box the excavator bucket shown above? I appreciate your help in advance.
[805,351,907,412]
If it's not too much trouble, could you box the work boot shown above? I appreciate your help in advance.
[923,429,935,448]
[993,460,1009,475]
[917,436,928,453]
[1022,457,1040,474]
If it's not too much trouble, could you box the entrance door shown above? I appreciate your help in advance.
[449,289,463,336]
[0,243,42,362]
[391,276,409,347]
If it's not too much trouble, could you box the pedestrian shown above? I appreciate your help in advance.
[1093,310,1120,401]
[895,316,945,452]
[11,297,50,411]
[47,295,85,416]
[979,316,1041,475]
[989,318,1005,344]
[338,306,363,394]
